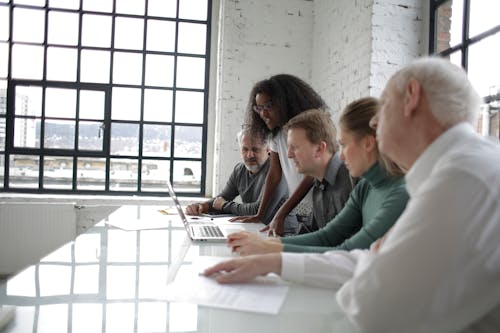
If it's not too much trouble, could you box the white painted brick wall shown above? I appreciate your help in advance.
[311,0,374,119]
[370,0,424,96]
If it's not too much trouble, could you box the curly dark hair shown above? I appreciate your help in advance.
[245,74,327,138]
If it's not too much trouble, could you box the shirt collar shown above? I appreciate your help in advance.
[405,122,473,196]
[315,153,343,189]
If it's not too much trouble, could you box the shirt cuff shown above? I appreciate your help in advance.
[281,252,306,284]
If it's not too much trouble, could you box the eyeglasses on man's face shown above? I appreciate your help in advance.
[252,100,273,113]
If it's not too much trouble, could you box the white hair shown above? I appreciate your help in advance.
[236,129,268,147]
[392,56,482,128]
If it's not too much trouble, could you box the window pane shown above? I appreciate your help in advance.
[146,20,176,52]
[80,90,105,120]
[45,88,77,118]
[82,14,112,48]
[44,119,75,149]
[49,0,80,10]
[106,304,135,332]
[15,86,42,116]
[176,57,205,89]
[14,0,45,5]
[148,0,177,18]
[145,54,174,87]
[137,302,167,332]
[116,0,145,15]
[143,124,171,157]
[173,160,200,192]
[169,303,198,332]
[468,33,500,98]
[435,0,463,53]
[12,44,44,80]
[177,23,207,55]
[179,0,208,21]
[175,91,204,124]
[13,8,45,43]
[470,1,500,37]
[0,153,4,189]
[77,157,106,190]
[83,0,113,13]
[47,47,78,81]
[112,87,141,121]
[113,52,143,85]
[0,43,8,78]
[110,158,138,191]
[80,50,111,83]
[141,159,170,192]
[79,121,103,151]
[9,154,40,189]
[0,6,9,41]
[144,89,172,122]
[447,50,462,68]
[0,80,5,115]
[72,304,103,333]
[14,117,40,148]
[44,156,73,189]
[0,117,4,150]
[174,126,202,158]
[114,17,144,51]
[48,11,79,46]
[111,123,139,156]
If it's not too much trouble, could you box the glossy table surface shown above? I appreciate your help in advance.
[0,205,356,333]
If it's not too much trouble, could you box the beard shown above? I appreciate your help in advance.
[244,159,263,173]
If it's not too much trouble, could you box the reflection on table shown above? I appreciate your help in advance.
[0,205,356,333]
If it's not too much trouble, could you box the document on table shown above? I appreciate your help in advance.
[164,256,289,315]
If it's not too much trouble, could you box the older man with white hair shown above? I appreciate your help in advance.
[203,57,500,332]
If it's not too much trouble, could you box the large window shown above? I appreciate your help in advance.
[430,0,500,140]
[0,0,212,195]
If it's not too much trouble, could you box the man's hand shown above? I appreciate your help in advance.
[260,215,285,237]
[203,253,282,284]
[185,202,209,216]
[212,197,227,211]
[227,231,282,256]
[229,214,263,223]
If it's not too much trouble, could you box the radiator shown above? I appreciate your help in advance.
[0,202,77,276]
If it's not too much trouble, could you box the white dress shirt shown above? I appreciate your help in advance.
[282,123,500,332]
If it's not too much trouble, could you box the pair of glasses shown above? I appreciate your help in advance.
[252,100,273,113]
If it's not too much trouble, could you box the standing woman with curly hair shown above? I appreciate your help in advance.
[234,74,331,236]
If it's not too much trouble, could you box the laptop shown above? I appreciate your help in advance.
[166,179,234,242]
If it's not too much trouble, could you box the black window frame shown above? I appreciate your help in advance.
[0,0,212,197]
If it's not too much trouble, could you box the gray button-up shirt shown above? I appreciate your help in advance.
[311,153,353,230]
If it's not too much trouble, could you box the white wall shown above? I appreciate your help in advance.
[311,0,374,117]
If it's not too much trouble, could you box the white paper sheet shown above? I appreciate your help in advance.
[164,256,289,315]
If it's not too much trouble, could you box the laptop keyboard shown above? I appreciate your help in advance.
[198,225,224,238]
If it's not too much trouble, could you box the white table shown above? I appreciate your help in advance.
[0,205,356,332]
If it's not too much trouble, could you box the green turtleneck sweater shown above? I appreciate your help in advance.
[282,162,409,253]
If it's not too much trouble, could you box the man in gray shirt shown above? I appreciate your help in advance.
[284,109,353,232]
[186,129,286,223]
